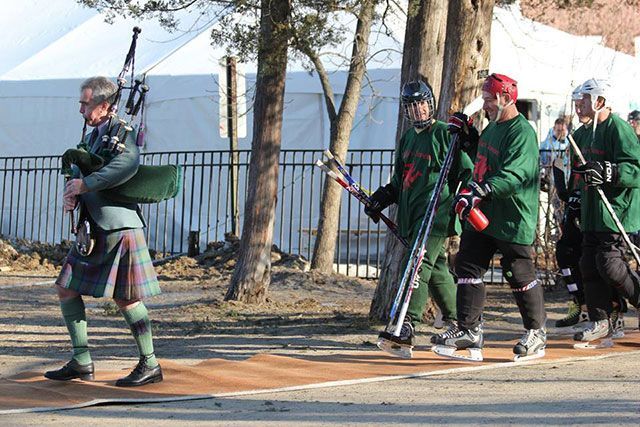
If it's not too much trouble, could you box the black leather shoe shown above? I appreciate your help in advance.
[44,359,95,381]
[115,356,163,387]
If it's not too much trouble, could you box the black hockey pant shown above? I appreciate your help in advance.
[580,232,640,321]
[453,229,546,330]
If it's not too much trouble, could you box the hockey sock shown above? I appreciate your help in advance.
[60,297,91,365]
[121,302,158,368]
[512,280,546,330]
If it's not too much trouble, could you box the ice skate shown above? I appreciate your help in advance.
[377,318,415,359]
[610,309,625,339]
[430,324,483,362]
[555,301,589,332]
[573,319,613,349]
[513,328,546,362]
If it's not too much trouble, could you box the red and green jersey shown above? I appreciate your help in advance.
[573,113,640,233]
[390,121,474,239]
[472,113,539,244]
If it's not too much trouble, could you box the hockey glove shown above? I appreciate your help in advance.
[364,183,398,223]
[452,181,491,221]
[566,190,581,213]
[447,112,479,153]
[573,161,618,186]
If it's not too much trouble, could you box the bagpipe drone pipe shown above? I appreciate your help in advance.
[61,27,182,206]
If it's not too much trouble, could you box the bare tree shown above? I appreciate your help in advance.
[437,0,496,116]
[368,0,449,321]
[309,0,379,273]
[225,0,291,302]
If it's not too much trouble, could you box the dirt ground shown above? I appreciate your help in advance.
[0,236,639,425]
[0,234,636,372]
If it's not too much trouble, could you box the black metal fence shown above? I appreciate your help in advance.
[0,149,561,281]
[0,149,398,277]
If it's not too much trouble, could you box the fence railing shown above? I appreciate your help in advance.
[0,149,399,277]
[0,149,561,281]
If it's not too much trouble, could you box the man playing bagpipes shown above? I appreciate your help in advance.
[44,75,170,387]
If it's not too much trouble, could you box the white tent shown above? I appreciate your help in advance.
[0,0,403,156]
[1,2,639,156]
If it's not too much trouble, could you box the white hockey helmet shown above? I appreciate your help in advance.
[579,78,612,107]
[571,83,583,101]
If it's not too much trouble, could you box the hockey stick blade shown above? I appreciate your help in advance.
[462,96,484,117]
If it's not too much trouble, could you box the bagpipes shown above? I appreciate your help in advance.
[63,27,182,255]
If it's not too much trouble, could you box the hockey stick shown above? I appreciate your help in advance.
[314,160,409,248]
[321,150,410,246]
[383,96,484,338]
[567,134,640,265]
[383,134,461,337]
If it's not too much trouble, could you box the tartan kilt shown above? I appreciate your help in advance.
[56,228,161,300]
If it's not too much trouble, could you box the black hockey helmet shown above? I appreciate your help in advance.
[401,80,435,129]
[628,110,640,122]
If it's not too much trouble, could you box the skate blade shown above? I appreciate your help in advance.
[431,345,483,362]
[573,338,614,349]
[554,323,589,334]
[513,349,545,362]
[376,337,413,359]
[611,331,625,339]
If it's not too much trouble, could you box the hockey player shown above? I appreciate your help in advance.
[365,80,473,358]
[571,78,640,347]
[431,73,547,362]
[627,110,640,140]
[554,84,626,337]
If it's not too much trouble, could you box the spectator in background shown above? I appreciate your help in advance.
[627,110,640,140]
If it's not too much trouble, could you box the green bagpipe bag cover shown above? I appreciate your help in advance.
[61,148,183,204]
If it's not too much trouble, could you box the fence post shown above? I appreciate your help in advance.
[188,230,200,257]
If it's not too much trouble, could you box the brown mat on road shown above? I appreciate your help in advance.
[2,332,639,414]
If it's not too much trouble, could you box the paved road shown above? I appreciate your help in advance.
[8,350,640,426]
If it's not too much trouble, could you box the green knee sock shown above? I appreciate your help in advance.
[121,302,158,368]
[60,297,91,365]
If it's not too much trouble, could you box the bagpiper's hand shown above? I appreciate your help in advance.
[447,112,479,153]
[573,161,618,186]
[364,184,397,224]
[64,178,89,199]
[63,178,87,212]
[452,181,491,220]
[63,193,78,212]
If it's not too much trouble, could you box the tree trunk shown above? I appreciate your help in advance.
[437,0,495,118]
[310,0,377,273]
[369,0,448,321]
[225,0,291,303]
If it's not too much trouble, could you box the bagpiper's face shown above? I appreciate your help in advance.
[79,88,110,127]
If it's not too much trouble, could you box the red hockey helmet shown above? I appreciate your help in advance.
[482,73,518,102]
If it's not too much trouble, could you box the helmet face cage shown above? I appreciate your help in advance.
[401,81,435,129]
